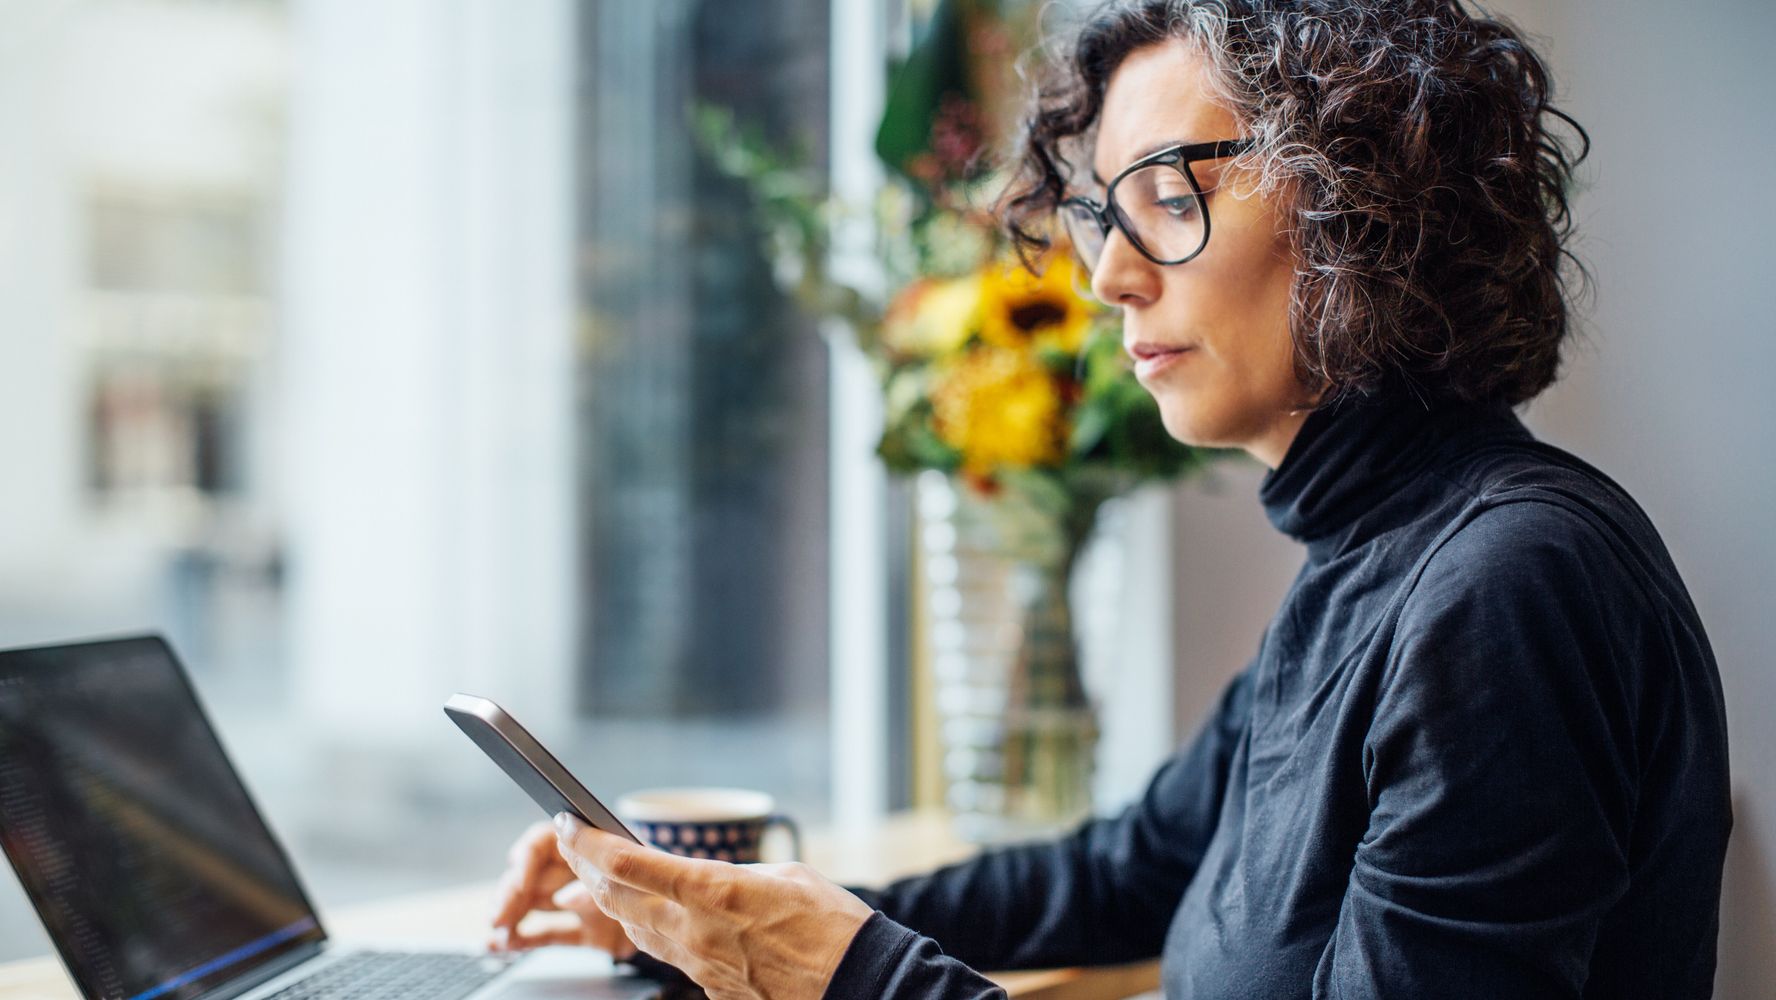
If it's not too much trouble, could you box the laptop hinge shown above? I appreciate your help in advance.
[190,940,328,1000]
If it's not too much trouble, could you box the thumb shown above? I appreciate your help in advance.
[552,880,601,915]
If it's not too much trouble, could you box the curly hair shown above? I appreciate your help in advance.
[1000,0,1591,408]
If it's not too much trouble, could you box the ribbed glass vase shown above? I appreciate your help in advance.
[917,470,1114,844]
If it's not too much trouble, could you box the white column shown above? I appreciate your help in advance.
[1077,484,1177,813]
[827,0,890,831]
[281,0,576,744]
[0,1,80,588]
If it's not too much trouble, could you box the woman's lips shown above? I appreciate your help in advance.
[1126,341,1197,380]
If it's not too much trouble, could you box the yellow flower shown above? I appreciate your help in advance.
[881,276,982,358]
[930,346,1066,475]
[977,252,1095,355]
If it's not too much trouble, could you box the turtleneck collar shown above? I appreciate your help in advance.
[1258,389,1526,549]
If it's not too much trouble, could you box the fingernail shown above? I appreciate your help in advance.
[553,812,571,835]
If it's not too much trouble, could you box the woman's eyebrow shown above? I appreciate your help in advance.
[1090,137,1197,187]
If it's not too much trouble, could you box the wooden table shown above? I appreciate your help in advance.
[0,811,1157,1000]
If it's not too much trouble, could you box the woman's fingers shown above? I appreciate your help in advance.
[589,874,689,942]
[551,882,634,956]
[496,926,582,950]
[491,821,571,931]
[551,813,874,997]
[554,815,718,905]
[490,871,557,928]
[490,871,539,932]
[549,818,702,959]
[616,921,696,981]
[551,881,593,910]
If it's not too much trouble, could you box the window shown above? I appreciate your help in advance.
[571,0,833,810]
[0,0,844,959]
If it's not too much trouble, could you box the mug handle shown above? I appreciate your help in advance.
[763,813,802,863]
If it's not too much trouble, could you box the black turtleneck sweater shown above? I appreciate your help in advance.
[824,392,1731,999]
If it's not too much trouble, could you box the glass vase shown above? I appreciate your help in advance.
[917,471,1113,844]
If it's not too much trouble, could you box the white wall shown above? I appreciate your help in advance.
[1168,463,1298,734]
[1484,3,1776,994]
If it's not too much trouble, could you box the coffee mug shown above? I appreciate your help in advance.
[615,787,801,864]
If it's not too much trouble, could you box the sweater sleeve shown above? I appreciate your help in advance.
[823,912,1007,1000]
[823,669,1253,999]
[1314,500,1644,997]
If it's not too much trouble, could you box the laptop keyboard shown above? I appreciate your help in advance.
[263,951,512,1000]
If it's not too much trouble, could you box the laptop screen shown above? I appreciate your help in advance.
[0,636,326,1000]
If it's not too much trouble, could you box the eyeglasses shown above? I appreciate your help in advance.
[1058,138,1254,271]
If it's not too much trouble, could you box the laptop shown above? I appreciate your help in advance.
[0,635,659,1000]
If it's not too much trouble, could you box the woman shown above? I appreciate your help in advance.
[488,2,1732,997]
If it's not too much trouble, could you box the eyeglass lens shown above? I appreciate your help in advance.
[1060,201,1106,269]
[1062,162,1207,271]
[1115,163,1206,262]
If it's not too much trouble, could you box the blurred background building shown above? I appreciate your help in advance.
[0,0,852,959]
[0,1,1771,997]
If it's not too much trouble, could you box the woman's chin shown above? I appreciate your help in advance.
[1156,401,1221,449]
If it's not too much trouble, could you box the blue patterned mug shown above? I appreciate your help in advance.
[615,787,801,864]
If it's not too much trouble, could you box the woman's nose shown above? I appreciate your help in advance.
[1088,229,1160,307]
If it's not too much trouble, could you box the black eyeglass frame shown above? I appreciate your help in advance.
[1060,137,1255,269]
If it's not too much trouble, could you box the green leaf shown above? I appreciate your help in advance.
[1069,399,1112,457]
[874,0,972,180]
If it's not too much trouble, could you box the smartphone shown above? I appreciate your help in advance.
[444,693,643,845]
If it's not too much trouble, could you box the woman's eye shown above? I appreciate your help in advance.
[1155,195,1197,218]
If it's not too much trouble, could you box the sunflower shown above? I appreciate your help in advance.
[930,346,1067,476]
[977,252,1096,356]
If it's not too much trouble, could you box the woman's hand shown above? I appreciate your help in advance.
[488,819,637,959]
[553,813,875,1000]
